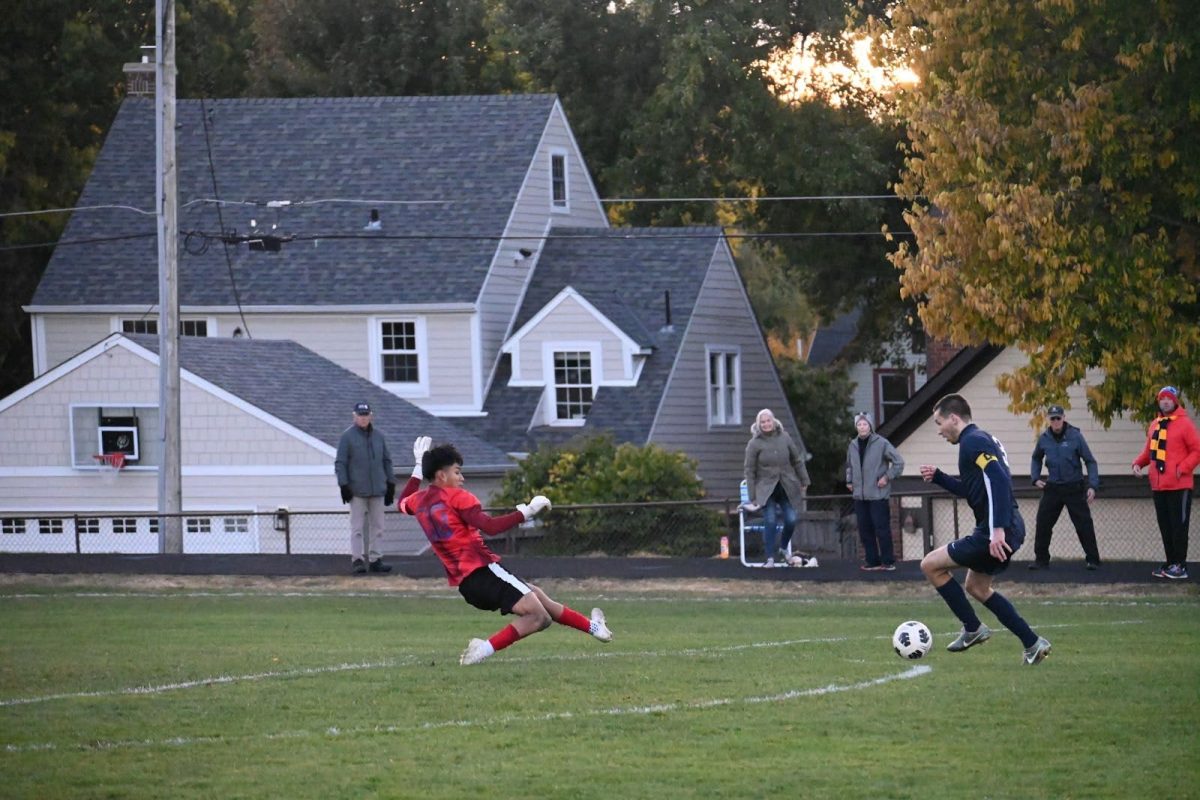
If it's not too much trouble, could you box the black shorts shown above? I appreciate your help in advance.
[948,516,1026,576]
[458,563,532,615]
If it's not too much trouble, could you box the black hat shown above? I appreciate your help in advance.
[353,402,372,415]
[1047,404,1065,418]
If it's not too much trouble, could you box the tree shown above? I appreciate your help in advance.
[881,0,1199,423]
[776,360,856,493]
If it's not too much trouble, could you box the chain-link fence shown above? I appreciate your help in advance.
[0,491,1181,561]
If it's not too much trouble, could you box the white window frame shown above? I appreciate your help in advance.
[543,344,598,426]
[369,317,429,397]
[706,346,742,427]
[874,369,913,427]
[114,317,216,337]
[550,150,570,213]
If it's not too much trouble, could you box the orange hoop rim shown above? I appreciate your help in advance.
[93,453,126,470]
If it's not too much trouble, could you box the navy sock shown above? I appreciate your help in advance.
[935,579,982,631]
[983,591,1039,648]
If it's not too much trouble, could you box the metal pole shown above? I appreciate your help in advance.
[155,0,182,553]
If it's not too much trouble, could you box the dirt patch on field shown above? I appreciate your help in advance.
[1,572,1194,600]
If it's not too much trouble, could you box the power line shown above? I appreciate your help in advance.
[0,232,156,253]
[0,204,155,219]
[199,98,252,339]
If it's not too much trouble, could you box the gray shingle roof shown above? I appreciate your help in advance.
[455,227,723,451]
[806,306,862,366]
[34,95,558,307]
[123,333,513,472]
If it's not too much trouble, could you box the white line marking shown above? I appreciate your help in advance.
[2,666,932,753]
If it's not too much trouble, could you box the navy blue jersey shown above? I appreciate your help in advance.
[933,423,1018,530]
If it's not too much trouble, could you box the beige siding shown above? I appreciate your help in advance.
[898,348,1148,478]
[650,246,796,496]
[478,104,609,397]
[515,299,628,382]
[40,314,113,371]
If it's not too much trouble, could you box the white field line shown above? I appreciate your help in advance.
[2,665,933,754]
[0,619,1145,710]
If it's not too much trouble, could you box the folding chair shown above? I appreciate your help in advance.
[738,480,791,567]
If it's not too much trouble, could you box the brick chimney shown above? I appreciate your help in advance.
[123,48,155,97]
[924,337,963,378]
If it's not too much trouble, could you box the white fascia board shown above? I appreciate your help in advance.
[550,98,608,224]
[0,333,128,414]
[503,287,641,355]
[24,303,476,315]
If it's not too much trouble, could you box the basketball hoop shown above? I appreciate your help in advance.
[93,453,126,483]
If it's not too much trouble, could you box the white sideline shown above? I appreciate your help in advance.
[2,665,933,754]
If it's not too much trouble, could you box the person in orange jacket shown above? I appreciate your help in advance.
[1132,386,1200,580]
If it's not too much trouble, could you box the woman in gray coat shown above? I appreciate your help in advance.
[744,408,811,567]
[844,411,905,570]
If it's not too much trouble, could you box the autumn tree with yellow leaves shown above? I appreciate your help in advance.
[879,0,1199,423]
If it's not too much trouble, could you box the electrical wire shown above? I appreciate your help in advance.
[0,204,155,219]
[199,98,252,339]
[0,232,157,253]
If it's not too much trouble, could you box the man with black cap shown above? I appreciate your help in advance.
[1133,386,1200,580]
[335,402,394,574]
[1029,404,1101,570]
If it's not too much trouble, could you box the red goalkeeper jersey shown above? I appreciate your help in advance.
[399,482,524,585]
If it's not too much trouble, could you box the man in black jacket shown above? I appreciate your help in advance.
[1029,405,1101,570]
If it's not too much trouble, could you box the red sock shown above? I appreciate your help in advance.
[488,624,523,652]
[556,605,591,633]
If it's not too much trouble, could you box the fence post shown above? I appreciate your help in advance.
[274,508,291,555]
[73,513,81,554]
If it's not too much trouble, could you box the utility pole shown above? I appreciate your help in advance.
[156,0,182,553]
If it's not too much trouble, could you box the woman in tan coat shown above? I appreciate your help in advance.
[744,408,811,566]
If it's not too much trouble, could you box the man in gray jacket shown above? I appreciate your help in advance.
[846,412,905,570]
[335,402,394,574]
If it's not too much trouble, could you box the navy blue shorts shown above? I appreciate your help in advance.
[948,516,1025,576]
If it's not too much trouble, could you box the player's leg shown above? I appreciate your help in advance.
[528,584,613,642]
[966,560,1047,661]
[348,496,367,573]
[458,564,548,665]
[761,498,781,566]
[921,544,985,647]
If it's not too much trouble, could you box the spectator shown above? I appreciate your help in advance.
[1029,405,1101,570]
[1133,386,1200,580]
[334,402,394,574]
[845,411,905,571]
[744,408,811,567]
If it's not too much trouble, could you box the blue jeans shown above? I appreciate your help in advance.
[762,484,797,557]
[854,498,895,566]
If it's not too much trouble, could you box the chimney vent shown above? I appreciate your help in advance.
[123,47,155,96]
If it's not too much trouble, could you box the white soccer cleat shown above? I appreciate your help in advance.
[589,608,613,643]
[459,637,493,666]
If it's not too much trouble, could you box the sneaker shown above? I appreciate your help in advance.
[946,623,992,652]
[764,558,776,568]
[351,558,367,575]
[860,563,884,572]
[880,563,897,571]
[1085,561,1099,571]
[459,638,493,666]
[1023,636,1052,665]
[1164,564,1189,580]
[590,608,613,643]
[368,559,392,574]
[1151,565,1170,579]
[1027,561,1049,570]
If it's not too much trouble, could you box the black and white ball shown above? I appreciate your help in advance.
[892,620,932,659]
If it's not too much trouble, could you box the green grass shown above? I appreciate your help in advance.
[1,580,1197,799]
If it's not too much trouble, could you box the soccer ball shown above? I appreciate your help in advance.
[892,620,932,660]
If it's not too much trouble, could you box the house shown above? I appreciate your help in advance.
[8,88,797,548]
[877,345,1163,561]
[0,333,512,554]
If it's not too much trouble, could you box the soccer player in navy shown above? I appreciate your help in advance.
[918,394,1052,665]
[398,437,612,665]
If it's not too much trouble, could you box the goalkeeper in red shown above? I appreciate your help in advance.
[398,437,613,665]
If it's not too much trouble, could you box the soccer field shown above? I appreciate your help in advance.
[2,577,1197,799]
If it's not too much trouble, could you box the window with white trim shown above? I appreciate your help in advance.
[550,153,568,210]
[223,517,250,535]
[2,518,25,535]
[875,369,913,426]
[707,349,741,426]
[120,319,209,336]
[37,518,64,535]
[113,518,138,535]
[380,321,420,384]
[186,518,212,535]
[77,518,100,536]
[179,319,208,337]
[553,351,593,421]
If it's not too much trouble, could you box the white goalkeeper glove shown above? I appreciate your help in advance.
[411,436,432,480]
[516,495,552,520]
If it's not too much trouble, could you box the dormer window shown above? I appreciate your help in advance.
[550,151,568,212]
[553,350,592,421]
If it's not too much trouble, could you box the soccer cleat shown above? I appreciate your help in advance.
[1023,636,1052,665]
[459,638,493,666]
[589,608,613,643]
[946,623,992,652]
[351,559,367,575]
[1164,564,1189,580]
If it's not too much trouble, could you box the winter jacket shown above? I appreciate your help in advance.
[1030,423,1100,490]
[845,433,905,501]
[1133,405,1200,491]
[744,424,810,508]
[335,424,395,497]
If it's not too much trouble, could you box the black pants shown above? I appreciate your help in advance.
[1033,481,1099,564]
[1153,489,1192,567]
